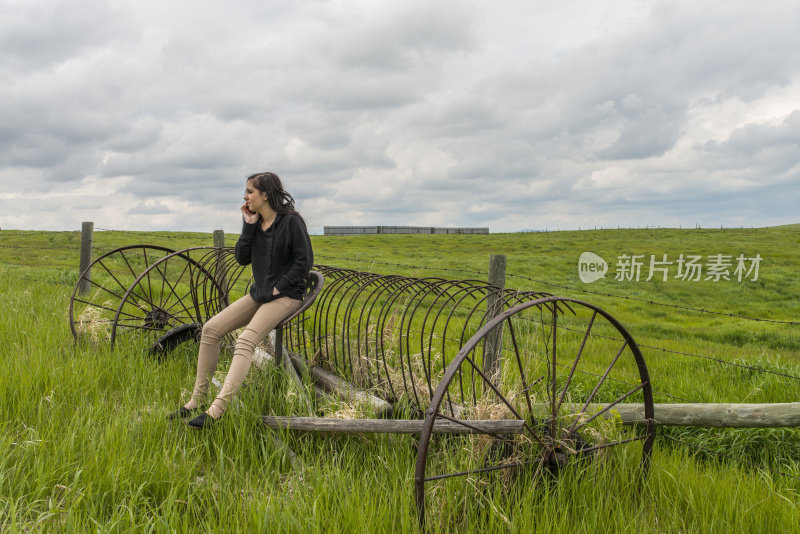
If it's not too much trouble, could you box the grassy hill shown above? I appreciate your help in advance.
[1,226,799,531]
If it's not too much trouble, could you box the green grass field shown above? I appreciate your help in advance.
[1,226,799,532]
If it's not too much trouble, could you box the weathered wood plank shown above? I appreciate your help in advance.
[254,346,394,416]
[263,404,800,435]
[261,416,525,434]
[589,402,800,428]
[293,355,394,417]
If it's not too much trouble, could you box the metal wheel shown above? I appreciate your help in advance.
[69,245,177,343]
[110,248,226,347]
[414,297,655,528]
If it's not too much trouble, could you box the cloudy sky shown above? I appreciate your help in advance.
[1,0,798,234]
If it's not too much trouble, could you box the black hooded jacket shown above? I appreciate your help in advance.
[235,213,313,302]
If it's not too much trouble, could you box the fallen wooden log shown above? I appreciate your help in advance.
[262,403,800,435]
[285,352,394,417]
[592,402,800,428]
[254,346,394,417]
[261,416,525,434]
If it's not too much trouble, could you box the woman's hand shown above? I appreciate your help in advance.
[241,203,258,224]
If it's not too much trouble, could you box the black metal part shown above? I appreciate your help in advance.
[150,322,202,356]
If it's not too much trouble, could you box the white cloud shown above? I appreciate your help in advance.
[1,0,799,233]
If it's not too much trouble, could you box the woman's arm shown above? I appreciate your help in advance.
[274,215,313,294]
[234,203,259,266]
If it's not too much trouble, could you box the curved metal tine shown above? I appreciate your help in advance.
[400,278,444,401]
[310,266,348,366]
[345,273,382,387]
[320,266,390,385]
[287,273,321,356]
[312,266,350,350]
[331,270,374,380]
[400,278,448,404]
[449,285,495,407]
[369,275,419,407]
[382,277,427,409]
[555,310,597,415]
[359,274,407,399]
[342,271,384,389]
[433,281,488,415]
[304,265,331,350]
[416,279,464,407]
[442,280,487,404]
[438,284,484,407]
[340,270,384,380]
[377,274,421,401]
[283,272,320,355]
[565,338,630,436]
[317,269,358,370]
[329,269,367,374]
[499,289,528,311]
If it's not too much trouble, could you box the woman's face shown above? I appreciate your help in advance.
[244,180,269,213]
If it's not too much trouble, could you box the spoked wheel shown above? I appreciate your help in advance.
[414,297,654,529]
[110,247,227,348]
[69,245,177,344]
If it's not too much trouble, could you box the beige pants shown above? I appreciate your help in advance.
[191,295,302,415]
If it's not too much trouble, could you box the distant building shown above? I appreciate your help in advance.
[324,225,489,236]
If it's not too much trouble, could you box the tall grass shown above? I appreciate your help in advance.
[1,226,799,531]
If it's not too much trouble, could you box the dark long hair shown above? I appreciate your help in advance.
[247,172,299,216]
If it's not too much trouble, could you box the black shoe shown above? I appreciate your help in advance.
[167,405,206,420]
[187,412,219,429]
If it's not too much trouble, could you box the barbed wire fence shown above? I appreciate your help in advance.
[3,227,800,483]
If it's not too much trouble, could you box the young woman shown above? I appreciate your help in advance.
[169,172,313,429]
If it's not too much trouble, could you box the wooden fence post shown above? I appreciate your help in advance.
[78,221,94,295]
[483,254,506,381]
[213,229,225,249]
